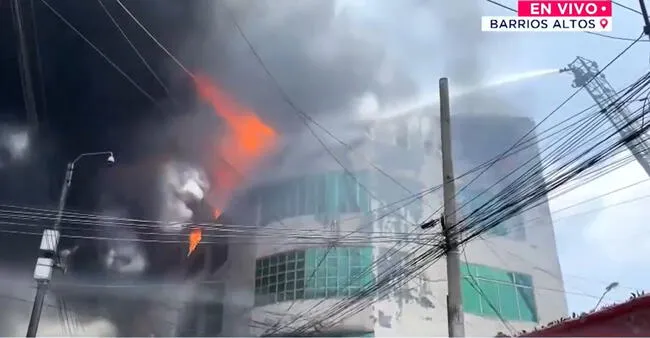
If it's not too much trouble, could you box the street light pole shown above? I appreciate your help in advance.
[593,282,619,311]
[25,151,115,337]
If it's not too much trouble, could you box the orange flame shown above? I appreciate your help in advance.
[213,208,223,220]
[189,74,278,255]
[188,228,203,256]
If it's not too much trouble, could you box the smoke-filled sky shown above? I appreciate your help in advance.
[1,0,649,335]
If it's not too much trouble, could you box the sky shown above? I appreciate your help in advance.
[338,0,650,315]
[1,0,649,334]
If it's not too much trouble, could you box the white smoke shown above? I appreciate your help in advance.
[90,209,150,275]
[104,243,148,275]
[0,125,31,168]
[159,160,210,232]
[0,267,117,337]
[5,312,117,337]
[24,316,117,337]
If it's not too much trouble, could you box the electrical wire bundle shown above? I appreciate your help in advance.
[1,70,647,334]
[258,71,650,334]
[0,105,610,247]
[456,72,650,243]
[0,68,645,337]
[264,69,650,335]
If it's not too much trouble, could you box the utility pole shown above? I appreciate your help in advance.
[25,163,72,337]
[639,0,650,39]
[10,0,39,129]
[439,77,466,337]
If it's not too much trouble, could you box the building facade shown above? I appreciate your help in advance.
[216,109,568,336]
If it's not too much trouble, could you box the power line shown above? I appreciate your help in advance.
[460,111,638,246]
[3,176,649,245]
[104,2,428,287]
[268,59,644,334]
[22,0,640,274]
[25,1,648,332]
[482,239,644,295]
[451,37,646,239]
[433,36,646,239]
[7,97,636,240]
[95,0,172,98]
[38,0,158,103]
[273,67,648,333]
[613,0,644,15]
[466,110,646,237]
[211,3,451,328]
[472,78,650,238]
[113,0,193,78]
[226,9,638,334]
[460,248,517,335]
[278,64,650,334]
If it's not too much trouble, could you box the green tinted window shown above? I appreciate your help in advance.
[461,278,482,314]
[255,247,374,306]
[305,247,374,298]
[258,171,371,225]
[255,250,306,305]
[461,263,538,322]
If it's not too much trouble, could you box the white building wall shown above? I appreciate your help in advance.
[224,110,567,337]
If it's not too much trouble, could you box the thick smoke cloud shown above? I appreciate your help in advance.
[425,0,520,116]
[171,0,418,132]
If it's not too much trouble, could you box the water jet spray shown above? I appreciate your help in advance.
[358,68,562,121]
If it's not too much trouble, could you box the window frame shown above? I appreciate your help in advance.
[254,247,375,306]
[255,171,372,225]
[461,263,538,323]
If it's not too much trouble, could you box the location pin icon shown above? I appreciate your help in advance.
[600,18,608,28]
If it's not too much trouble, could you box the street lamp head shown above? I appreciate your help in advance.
[107,153,115,164]
[606,282,619,292]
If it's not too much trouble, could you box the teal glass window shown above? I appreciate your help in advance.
[254,247,374,306]
[461,263,538,322]
[305,247,374,298]
[258,171,371,225]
